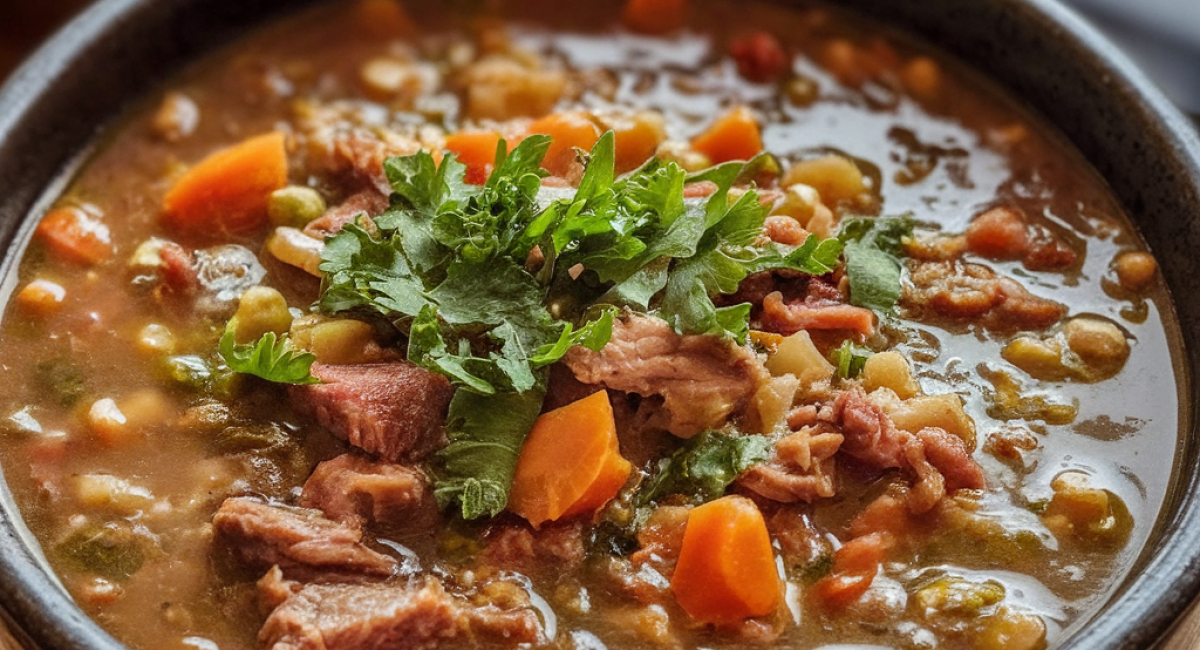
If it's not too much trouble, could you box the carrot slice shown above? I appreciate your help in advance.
[509,391,631,528]
[35,206,112,265]
[670,495,781,625]
[622,0,688,34]
[162,132,288,235]
[610,112,667,173]
[444,131,504,185]
[691,106,763,164]
[526,111,602,177]
[811,532,892,609]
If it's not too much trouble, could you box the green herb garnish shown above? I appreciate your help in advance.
[838,216,913,315]
[637,431,773,507]
[218,319,319,385]
[317,132,839,519]
[831,339,873,380]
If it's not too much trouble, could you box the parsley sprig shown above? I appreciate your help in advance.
[317,132,842,519]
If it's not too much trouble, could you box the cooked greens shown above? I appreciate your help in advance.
[837,216,913,315]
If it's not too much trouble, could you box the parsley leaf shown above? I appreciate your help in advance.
[637,431,773,506]
[838,216,913,315]
[830,339,873,380]
[218,320,319,385]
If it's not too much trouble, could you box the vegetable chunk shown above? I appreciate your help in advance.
[162,132,289,234]
[690,106,763,164]
[670,495,780,624]
[509,391,631,527]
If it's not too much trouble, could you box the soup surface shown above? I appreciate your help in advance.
[0,1,1182,650]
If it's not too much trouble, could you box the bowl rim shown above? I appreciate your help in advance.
[1,1,1200,649]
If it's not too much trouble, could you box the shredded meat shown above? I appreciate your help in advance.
[289,362,453,462]
[296,101,428,196]
[563,315,767,437]
[300,454,438,533]
[904,260,1066,331]
[212,498,399,577]
[259,575,541,650]
[832,389,984,513]
[964,206,1078,271]
[737,426,843,502]
[760,291,876,339]
[304,191,388,240]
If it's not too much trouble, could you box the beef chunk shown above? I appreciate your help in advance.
[482,518,586,575]
[300,454,438,533]
[259,576,541,650]
[213,497,398,577]
[904,260,1065,332]
[289,362,453,462]
[563,315,767,437]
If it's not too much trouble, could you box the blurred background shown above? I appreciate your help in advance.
[0,0,1198,115]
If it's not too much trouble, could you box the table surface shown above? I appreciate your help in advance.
[2,2,1200,649]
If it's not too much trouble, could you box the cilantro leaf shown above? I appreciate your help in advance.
[530,307,616,366]
[637,431,772,506]
[218,320,319,385]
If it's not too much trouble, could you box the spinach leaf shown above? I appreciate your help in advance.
[218,320,319,385]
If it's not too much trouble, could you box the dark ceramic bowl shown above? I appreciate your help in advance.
[2,0,1200,649]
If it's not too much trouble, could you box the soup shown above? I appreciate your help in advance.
[0,1,1180,649]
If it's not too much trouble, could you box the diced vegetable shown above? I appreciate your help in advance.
[162,132,289,235]
[884,393,975,448]
[754,374,800,433]
[783,155,866,206]
[290,316,380,365]
[16,279,66,316]
[621,0,687,34]
[598,111,667,173]
[74,474,156,514]
[35,206,113,265]
[268,186,327,228]
[1115,251,1157,291]
[35,357,86,407]
[267,226,324,277]
[1041,471,1133,545]
[55,521,151,581]
[859,350,918,398]
[764,330,835,389]
[690,106,763,164]
[86,398,133,448]
[526,111,602,177]
[231,286,293,344]
[670,495,780,624]
[974,608,1048,650]
[509,391,631,527]
[135,323,176,356]
[811,532,890,609]
[913,576,1005,617]
[443,131,504,184]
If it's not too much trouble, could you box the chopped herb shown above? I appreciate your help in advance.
[637,431,773,507]
[56,521,150,581]
[218,319,319,385]
[34,357,86,407]
[831,340,873,380]
[838,216,913,315]
[316,132,842,518]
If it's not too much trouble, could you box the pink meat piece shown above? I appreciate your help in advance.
[289,362,453,462]
[562,314,767,437]
[300,454,439,533]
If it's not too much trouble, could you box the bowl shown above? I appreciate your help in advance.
[1,0,1199,649]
